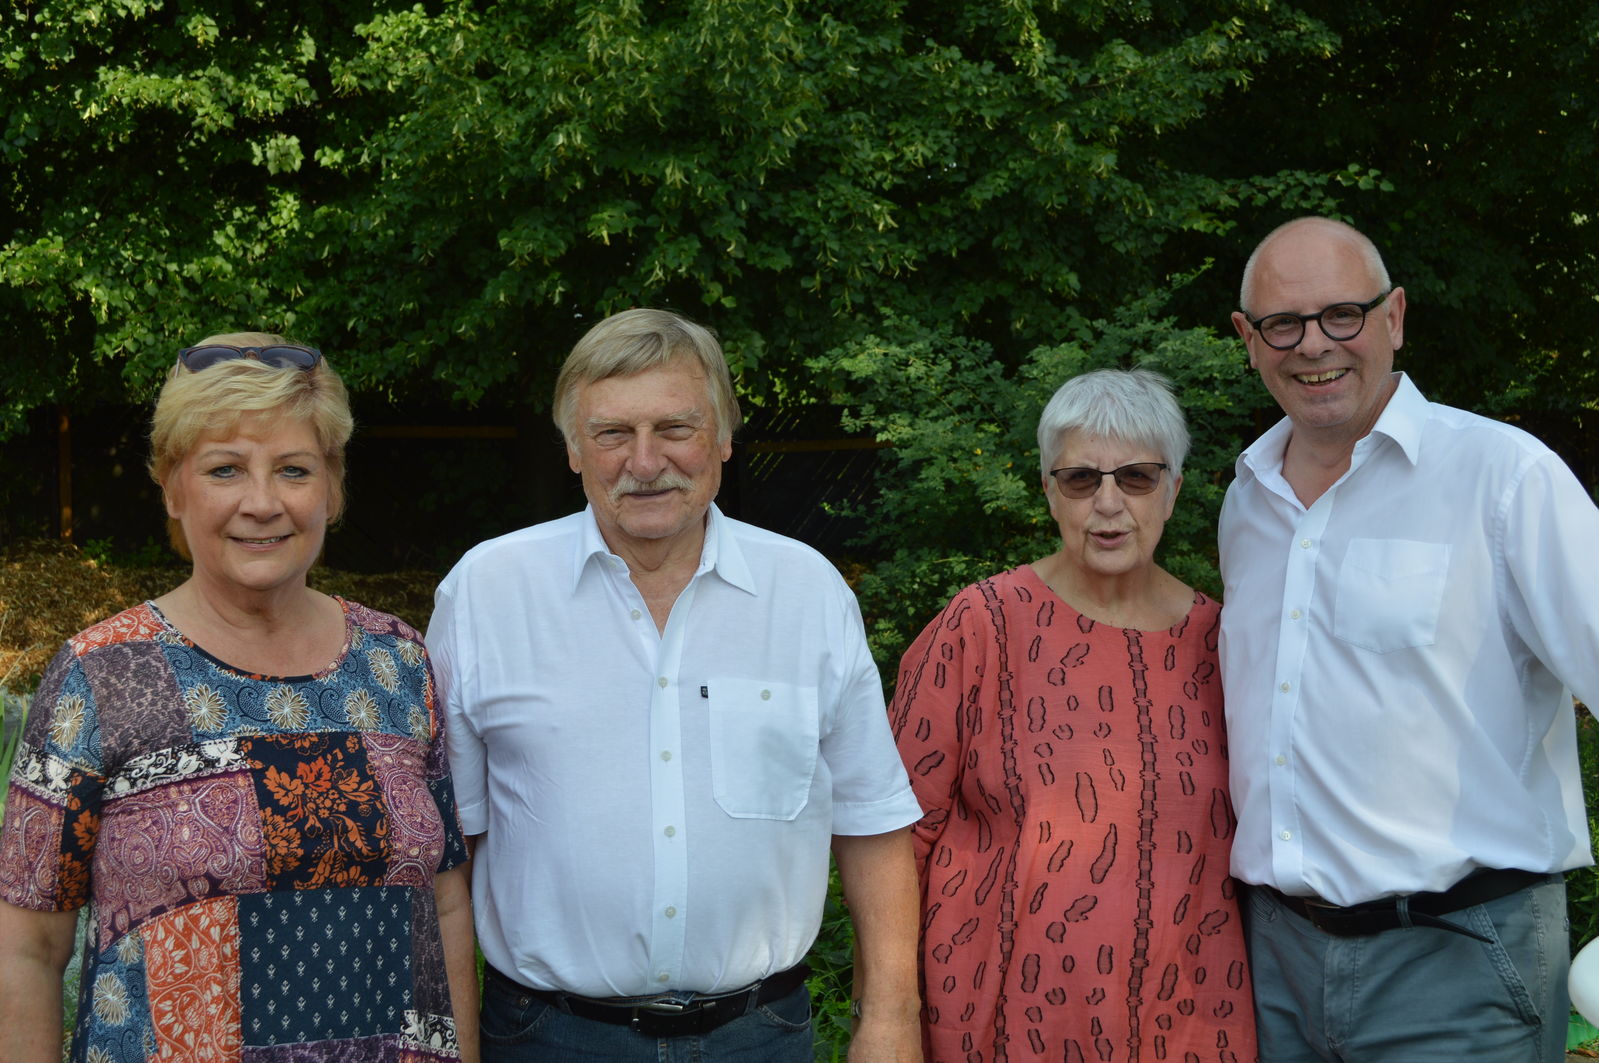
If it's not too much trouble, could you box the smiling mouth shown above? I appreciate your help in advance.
[235,536,288,545]
[1296,368,1348,384]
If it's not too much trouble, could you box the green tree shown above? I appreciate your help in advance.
[305,0,1358,412]
[1158,0,1599,483]
[0,0,399,434]
[3,0,1355,437]
[810,297,1259,668]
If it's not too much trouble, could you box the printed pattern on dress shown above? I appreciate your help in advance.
[0,599,466,1062]
[891,567,1255,1063]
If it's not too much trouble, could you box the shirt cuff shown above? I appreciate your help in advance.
[830,787,924,836]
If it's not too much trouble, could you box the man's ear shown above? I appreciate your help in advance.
[1231,311,1259,370]
[1383,286,1407,352]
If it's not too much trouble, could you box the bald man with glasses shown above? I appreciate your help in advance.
[1218,216,1599,1061]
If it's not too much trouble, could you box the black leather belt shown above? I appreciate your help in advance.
[1265,867,1551,943]
[485,962,810,1038]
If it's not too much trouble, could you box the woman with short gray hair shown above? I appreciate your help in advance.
[890,368,1255,1062]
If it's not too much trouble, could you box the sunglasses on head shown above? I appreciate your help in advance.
[176,344,322,372]
[1049,462,1169,498]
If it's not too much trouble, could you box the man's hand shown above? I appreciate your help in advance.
[848,1006,924,1062]
[833,828,925,1063]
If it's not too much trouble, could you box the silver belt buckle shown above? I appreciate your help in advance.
[636,997,688,1015]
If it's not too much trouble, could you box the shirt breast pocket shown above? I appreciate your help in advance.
[1331,538,1451,653]
[706,679,820,820]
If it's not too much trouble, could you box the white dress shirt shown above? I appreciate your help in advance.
[428,504,922,996]
[1220,373,1599,906]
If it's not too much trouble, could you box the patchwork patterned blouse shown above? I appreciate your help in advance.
[890,568,1256,1063]
[0,599,468,1063]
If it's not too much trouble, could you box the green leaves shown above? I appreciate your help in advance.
[810,296,1264,669]
[4,0,1589,516]
[3,0,1354,429]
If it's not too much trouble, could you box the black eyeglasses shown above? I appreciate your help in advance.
[1244,292,1390,351]
[1049,462,1169,498]
[176,344,323,372]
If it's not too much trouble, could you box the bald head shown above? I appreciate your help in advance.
[1239,217,1391,317]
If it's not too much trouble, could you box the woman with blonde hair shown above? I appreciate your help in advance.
[0,334,478,1062]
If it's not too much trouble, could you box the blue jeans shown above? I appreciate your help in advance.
[479,970,814,1063]
[1245,875,1570,1062]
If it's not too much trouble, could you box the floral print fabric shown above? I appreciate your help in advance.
[0,599,467,1062]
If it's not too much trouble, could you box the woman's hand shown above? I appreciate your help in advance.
[0,897,78,1063]
[434,862,479,1063]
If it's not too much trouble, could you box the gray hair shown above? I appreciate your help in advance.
[1036,368,1189,480]
[553,308,741,447]
[1239,216,1391,315]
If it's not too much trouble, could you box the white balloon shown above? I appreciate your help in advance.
[1569,936,1599,1025]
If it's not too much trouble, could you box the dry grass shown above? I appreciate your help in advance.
[0,538,441,691]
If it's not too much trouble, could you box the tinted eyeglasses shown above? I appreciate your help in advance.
[1050,462,1169,498]
[1244,292,1390,351]
[176,344,323,372]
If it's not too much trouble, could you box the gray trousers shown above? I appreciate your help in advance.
[1245,875,1569,1062]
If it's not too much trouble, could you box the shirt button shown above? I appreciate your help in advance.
[1280,682,1291,693]
[664,825,676,838]
[1275,755,1287,766]
[1300,538,1312,549]
[664,906,677,918]
[657,973,670,984]
[631,609,642,621]
[1289,609,1302,620]
[1280,830,1292,841]
[660,750,672,762]
[657,676,669,688]
[760,689,772,701]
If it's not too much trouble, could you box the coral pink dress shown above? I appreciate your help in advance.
[890,567,1255,1063]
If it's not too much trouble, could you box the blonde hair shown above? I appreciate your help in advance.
[148,332,354,559]
[553,309,740,448]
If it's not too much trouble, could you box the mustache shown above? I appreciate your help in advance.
[609,472,695,504]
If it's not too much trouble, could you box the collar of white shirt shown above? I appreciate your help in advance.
[1236,371,1427,492]
[570,502,759,598]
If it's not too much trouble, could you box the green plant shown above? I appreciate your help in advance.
[80,537,173,570]
[805,864,857,1061]
[0,687,28,822]
[810,297,1267,672]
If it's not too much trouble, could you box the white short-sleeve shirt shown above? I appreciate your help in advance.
[1219,373,1599,906]
[428,504,922,995]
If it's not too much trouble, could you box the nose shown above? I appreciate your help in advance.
[1092,476,1127,512]
[238,473,285,519]
[1294,315,1335,355]
[625,429,669,480]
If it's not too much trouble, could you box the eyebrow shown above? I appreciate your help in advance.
[194,447,321,463]
[584,410,707,431]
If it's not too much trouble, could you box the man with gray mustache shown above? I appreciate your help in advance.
[427,308,925,1063]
